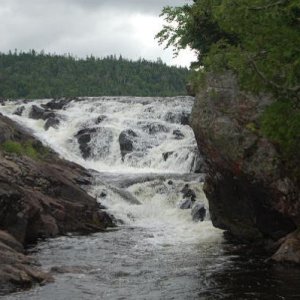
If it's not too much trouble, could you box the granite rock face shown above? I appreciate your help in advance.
[0,115,114,294]
[191,73,300,261]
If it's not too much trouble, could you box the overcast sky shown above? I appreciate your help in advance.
[0,0,195,67]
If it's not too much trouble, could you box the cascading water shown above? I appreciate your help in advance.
[2,97,300,300]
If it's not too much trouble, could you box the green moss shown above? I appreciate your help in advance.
[1,141,23,155]
[1,140,51,160]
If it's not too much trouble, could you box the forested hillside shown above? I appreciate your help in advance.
[0,51,189,99]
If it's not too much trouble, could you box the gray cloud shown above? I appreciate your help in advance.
[0,0,194,66]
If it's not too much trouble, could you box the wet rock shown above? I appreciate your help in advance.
[75,127,113,160]
[191,203,206,222]
[42,98,73,110]
[191,72,299,246]
[13,106,25,116]
[98,203,107,210]
[29,105,45,120]
[180,113,190,125]
[271,231,300,264]
[162,151,173,162]
[164,112,190,125]
[173,129,184,140]
[74,176,91,185]
[110,186,141,205]
[0,114,115,294]
[140,122,168,135]
[0,99,6,106]
[95,115,107,124]
[99,191,107,198]
[44,117,60,131]
[0,230,53,296]
[181,184,196,202]
[119,129,137,160]
[75,128,97,159]
[179,199,193,209]
[29,105,55,121]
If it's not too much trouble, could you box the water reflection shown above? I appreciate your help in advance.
[198,240,300,300]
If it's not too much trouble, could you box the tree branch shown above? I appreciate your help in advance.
[247,54,300,100]
[249,0,290,11]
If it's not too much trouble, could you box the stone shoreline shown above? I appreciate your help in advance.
[0,114,114,295]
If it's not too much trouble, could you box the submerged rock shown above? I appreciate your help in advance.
[94,115,107,124]
[173,129,185,140]
[181,184,196,202]
[119,129,137,160]
[162,151,173,162]
[44,117,60,131]
[164,111,190,125]
[179,199,193,209]
[191,203,206,222]
[139,122,168,135]
[13,106,25,116]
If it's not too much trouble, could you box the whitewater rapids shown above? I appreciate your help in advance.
[3,97,298,299]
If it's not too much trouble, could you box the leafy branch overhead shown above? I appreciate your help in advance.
[156,0,300,102]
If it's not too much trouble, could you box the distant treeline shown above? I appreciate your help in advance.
[0,50,189,99]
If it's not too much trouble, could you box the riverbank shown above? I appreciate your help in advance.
[0,114,114,295]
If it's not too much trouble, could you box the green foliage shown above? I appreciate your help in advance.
[1,141,23,155]
[156,0,300,102]
[261,101,300,159]
[157,0,300,173]
[1,140,50,160]
[0,51,189,99]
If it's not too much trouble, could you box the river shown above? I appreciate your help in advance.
[1,96,300,299]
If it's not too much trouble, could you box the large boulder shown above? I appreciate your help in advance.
[75,128,97,159]
[75,127,113,160]
[191,72,299,260]
[29,105,55,121]
[41,98,75,110]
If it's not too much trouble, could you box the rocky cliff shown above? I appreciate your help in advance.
[191,73,300,263]
[0,114,114,295]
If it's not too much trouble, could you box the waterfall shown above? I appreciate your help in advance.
[0,96,219,245]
